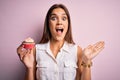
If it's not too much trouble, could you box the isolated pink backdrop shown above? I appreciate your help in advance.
[0,0,120,80]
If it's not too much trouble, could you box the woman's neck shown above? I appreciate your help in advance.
[50,39,64,49]
[50,39,65,58]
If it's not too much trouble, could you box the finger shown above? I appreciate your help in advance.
[17,44,25,54]
[19,52,26,61]
[18,48,28,60]
[27,48,34,56]
[27,49,31,54]
[98,41,105,47]
[95,43,104,51]
[19,54,24,61]
[95,46,105,53]
[20,48,27,55]
[87,45,92,49]
[93,43,99,48]
[93,41,105,50]
[93,41,104,47]
[23,49,31,57]
[91,47,104,59]
[21,49,30,61]
[83,45,92,53]
[17,46,22,54]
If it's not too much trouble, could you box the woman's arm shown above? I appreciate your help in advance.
[77,46,91,80]
[80,61,92,80]
[24,47,36,80]
[25,67,36,80]
[77,41,105,80]
[17,46,36,80]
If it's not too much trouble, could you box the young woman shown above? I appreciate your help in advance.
[17,4,105,80]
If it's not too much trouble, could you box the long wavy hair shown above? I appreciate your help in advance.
[40,4,75,44]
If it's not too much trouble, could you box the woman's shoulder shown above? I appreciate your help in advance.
[77,45,82,52]
[76,45,82,62]
[35,42,48,49]
[36,43,47,46]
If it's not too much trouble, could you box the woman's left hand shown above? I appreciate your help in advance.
[82,41,105,63]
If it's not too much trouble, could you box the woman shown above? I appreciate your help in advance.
[17,4,105,80]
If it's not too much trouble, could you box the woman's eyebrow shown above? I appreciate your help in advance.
[50,13,56,16]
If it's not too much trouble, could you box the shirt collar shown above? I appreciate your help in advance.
[60,41,70,53]
[46,41,73,53]
[40,41,73,53]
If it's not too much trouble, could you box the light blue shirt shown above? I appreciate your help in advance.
[36,41,78,80]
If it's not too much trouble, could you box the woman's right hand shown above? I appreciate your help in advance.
[17,44,36,69]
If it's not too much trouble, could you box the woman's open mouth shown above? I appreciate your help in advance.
[56,28,64,34]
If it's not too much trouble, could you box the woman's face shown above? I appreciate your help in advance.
[49,8,68,41]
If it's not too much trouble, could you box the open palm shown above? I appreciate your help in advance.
[82,41,105,63]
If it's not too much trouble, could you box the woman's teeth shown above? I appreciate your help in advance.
[56,29,63,32]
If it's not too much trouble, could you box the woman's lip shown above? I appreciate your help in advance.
[56,29,63,32]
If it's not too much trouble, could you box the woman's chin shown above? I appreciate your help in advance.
[55,37,64,42]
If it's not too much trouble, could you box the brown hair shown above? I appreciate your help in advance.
[40,4,75,44]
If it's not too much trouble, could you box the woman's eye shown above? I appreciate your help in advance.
[62,17,67,21]
[50,17,57,21]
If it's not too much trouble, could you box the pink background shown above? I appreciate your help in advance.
[0,0,120,80]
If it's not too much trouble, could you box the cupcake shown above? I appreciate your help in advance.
[23,37,35,49]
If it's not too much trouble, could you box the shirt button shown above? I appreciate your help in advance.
[54,71,58,74]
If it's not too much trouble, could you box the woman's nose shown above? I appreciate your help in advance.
[57,18,62,25]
